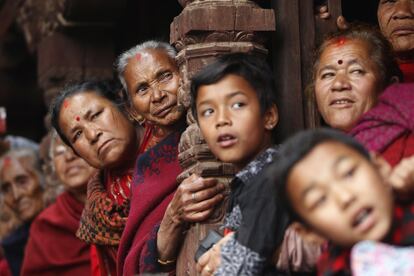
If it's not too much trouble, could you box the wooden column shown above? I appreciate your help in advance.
[171,1,275,274]
[271,0,342,142]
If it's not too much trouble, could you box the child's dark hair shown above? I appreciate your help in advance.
[50,80,124,148]
[190,53,277,121]
[272,128,370,222]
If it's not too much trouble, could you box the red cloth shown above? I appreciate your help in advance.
[21,192,91,276]
[117,132,182,276]
[350,83,414,166]
[0,259,11,276]
[399,61,414,83]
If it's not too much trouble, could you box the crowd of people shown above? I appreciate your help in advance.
[1,0,414,275]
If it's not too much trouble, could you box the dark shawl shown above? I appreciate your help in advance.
[1,222,30,276]
[117,131,182,276]
[21,192,91,276]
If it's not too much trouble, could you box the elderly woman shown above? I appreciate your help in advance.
[0,148,44,276]
[313,25,402,132]
[21,132,97,275]
[116,41,225,275]
[50,81,144,275]
[314,25,414,168]
[320,0,414,81]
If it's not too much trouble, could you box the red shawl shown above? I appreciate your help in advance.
[21,192,91,276]
[117,132,182,276]
[0,259,11,276]
[399,61,414,83]
[350,83,414,166]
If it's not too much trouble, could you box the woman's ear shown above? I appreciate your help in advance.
[126,105,145,124]
[264,104,279,130]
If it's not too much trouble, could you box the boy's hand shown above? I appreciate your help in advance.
[167,174,225,224]
[196,233,234,275]
[389,156,414,199]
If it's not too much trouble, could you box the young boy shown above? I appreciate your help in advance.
[191,53,318,275]
[276,128,414,275]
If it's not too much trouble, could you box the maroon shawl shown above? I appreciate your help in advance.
[117,131,182,276]
[350,83,414,165]
[21,192,91,276]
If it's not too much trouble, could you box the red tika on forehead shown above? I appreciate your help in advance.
[3,156,11,168]
[75,116,80,121]
[135,53,141,61]
[63,100,70,109]
[338,59,343,65]
[335,37,347,47]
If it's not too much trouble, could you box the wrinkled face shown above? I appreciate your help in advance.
[58,92,138,170]
[287,141,393,247]
[378,0,414,55]
[196,74,277,171]
[52,137,97,192]
[315,40,381,131]
[123,49,183,127]
[0,157,43,222]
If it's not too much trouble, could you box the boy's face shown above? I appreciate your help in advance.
[196,74,277,171]
[287,141,393,247]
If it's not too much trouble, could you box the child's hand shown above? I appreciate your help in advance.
[316,5,349,30]
[388,156,414,200]
[167,174,225,224]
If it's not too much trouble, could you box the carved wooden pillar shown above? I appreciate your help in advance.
[171,1,275,274]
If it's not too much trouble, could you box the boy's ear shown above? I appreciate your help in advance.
[290,222,326,245]
[264,104,279,130]
[370,152,391,179]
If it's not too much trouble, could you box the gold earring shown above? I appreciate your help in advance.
[129,112,146,125]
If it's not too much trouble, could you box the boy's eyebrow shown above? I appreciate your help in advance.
[197,91,245,107]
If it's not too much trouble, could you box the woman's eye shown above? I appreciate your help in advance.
[201,108,214,117]
[350,69,365,75]
[232,102,245,109]
[72,130,82,142]
[137,85,149,94]
[91,110,102,120]
[1,184,10,193]
[159,72,173,82]
[321,72,335,79]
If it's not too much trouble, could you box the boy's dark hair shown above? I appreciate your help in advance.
[271,128,370,222]
[190,53,277,121]
[50,80,124,148]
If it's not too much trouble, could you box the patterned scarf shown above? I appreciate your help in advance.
[76,171,130,246]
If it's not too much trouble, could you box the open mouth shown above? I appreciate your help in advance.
[217,134,237,148]
[330,98,354,106]
[352,207,375,233]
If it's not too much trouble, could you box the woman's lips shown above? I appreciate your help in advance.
[152,102,176,117]
[392,27,414,36]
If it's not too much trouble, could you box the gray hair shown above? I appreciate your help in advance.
[115,40,177,91]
